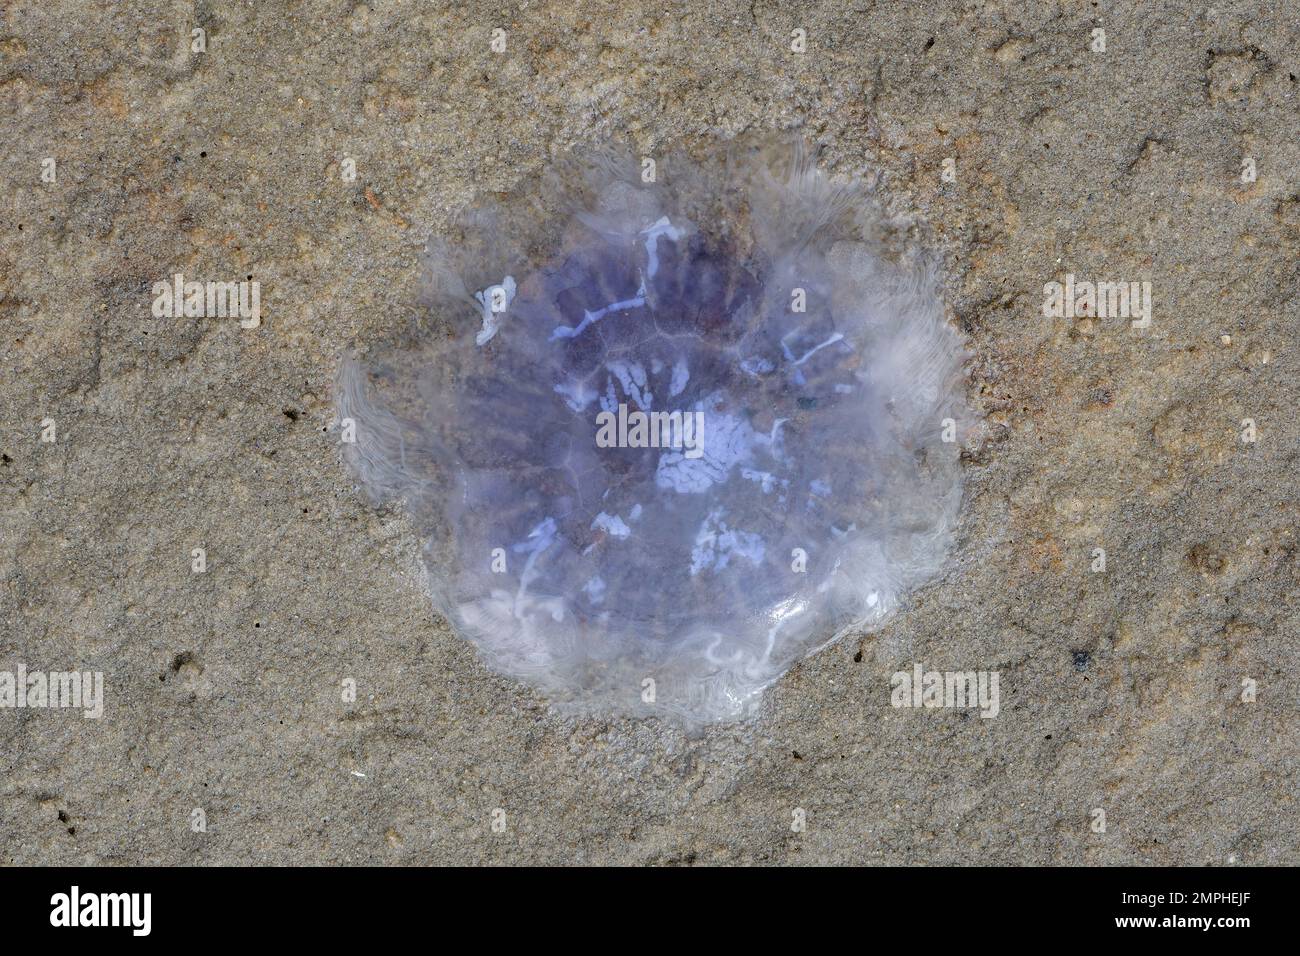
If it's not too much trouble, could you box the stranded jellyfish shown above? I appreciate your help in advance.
[337,135,970,724]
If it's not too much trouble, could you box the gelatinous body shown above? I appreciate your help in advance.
[338,137,969,724]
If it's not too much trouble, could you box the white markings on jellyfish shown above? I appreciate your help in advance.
[741,468,788,496]
[654,392,783,493]
[583,505,643,555]
[591,511,632,539]
[640,217,684,278]
[550,283,648,341]
[554,377,598,412]
[510,518,566,623]
[807,478,832,512]
[757,594,811,667]
[474,276,516,346]
[583,576,606,603]
[669,358,690,396]
[690,508,765,576]
[781,330,847,385]
[783,332,845,365]
[598,377,618,414]
[606,360,653,411]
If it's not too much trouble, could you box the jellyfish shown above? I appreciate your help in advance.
[337,134,970,725]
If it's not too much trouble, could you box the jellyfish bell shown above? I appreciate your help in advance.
[337,134,972,725]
